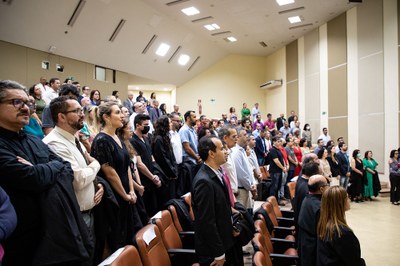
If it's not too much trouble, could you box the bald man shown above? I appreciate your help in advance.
[298,175,329,266]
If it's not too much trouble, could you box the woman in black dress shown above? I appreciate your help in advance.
[326,145,340,186]
[91,102,139,252]
[152,115,178,202]
[349,149,364,202]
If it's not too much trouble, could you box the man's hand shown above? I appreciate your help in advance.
[211,258,225,266]
[152,175,162,188]
[94,184,104,205]
[16,156,33,166]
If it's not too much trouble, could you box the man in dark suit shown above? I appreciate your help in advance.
[255,129,268,166]
[192,136,240,266]
[276,113,286,131]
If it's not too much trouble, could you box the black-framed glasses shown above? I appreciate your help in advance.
[64,108,84,115]
[1,99,30,109]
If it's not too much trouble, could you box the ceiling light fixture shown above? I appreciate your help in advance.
[276,0,295,6]
[181,7,200,16]
[156,43,170,56]
[204,23,220,31]
[178,54,190,65]
[288,16,301,24]
[227,36,237,42]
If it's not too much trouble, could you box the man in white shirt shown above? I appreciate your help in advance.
[129,101,154,134]
[251,103,260,122]
[43,77,61,106]
[43,96,104,264]
[318,127,331,146]
[231,129,256,209]
[37,76,51,94]
[169,113,183,165]
[218,127,239,196]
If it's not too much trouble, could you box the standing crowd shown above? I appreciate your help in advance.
[0,78,397,266]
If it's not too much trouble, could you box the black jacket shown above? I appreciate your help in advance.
[298,194,322,266]
[192,164,234,258]
[32,166,93,266]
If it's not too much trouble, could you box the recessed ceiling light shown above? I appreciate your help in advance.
[156,43,170,56]
[178,54,190,65]
[288,16,301,24]
[227,36,237,42]
[204,23,220,31]
[181,7,200,16]
[276,0,295,6]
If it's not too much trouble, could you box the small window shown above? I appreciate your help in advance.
[56,64,64,73]
[95,65,116,83]
[41,61,49,70]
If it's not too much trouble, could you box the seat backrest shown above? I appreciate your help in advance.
[254,220,274,253]
[107,245,143,266]
[154,210,183,250]
[136,224,171,266]
[287,181,296,200]
[253,250,273,266]
[182,192,195,221]
[266,196,283,218]
[167,205,183,232]
[261,202,278,227]
[252,233,269,259]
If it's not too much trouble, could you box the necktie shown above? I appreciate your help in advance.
[75,138,88,165]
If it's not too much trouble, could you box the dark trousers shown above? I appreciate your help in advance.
[270,172,282,199]
[390,174,400,203]
[198,242,243,266]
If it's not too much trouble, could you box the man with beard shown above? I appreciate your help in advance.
[180,110,201,165]
[43,96,104,265]
[0,80,88,265]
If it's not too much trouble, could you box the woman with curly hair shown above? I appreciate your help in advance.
[152,115,178,201]
[90,89,101,106]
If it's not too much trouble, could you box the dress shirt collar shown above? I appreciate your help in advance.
[53,126,77,145]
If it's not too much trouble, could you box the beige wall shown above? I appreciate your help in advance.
[177,54,267,119]
[0,40,130,100]
[264,48,287,117]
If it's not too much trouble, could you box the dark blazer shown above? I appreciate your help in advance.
[255,136,266,160]
[298,194,322,266]
[276,116,286,131]
[336,151,349,176]
[192,164,234,258]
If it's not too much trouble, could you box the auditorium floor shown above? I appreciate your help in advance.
[247,196,400,266]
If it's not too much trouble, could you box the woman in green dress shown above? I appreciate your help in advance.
[363,150,378,200]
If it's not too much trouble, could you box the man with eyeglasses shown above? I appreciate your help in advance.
[43,96,104,265]
[0,80,91,265]
[298,174,329,266]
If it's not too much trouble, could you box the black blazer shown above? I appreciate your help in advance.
[255,136,266,159]
[336,152,349,176]
[192,164,234,258]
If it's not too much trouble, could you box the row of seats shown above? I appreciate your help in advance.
[100,193,299,265]
[100,193,197,266]
[252,197,299,266]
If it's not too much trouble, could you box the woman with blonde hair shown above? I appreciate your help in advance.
[91,102,140,253]
[317,186,365,265]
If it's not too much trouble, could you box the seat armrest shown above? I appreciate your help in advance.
[281,210,294,218]
[270,238,296,254]
[276,217,295,227]
[269,253,299,266]
[168,248,198,265]
[273,226,295,239]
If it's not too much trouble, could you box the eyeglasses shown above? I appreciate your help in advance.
[64,108,84,115]
[172,119,181,123]
[1,99,30,109]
